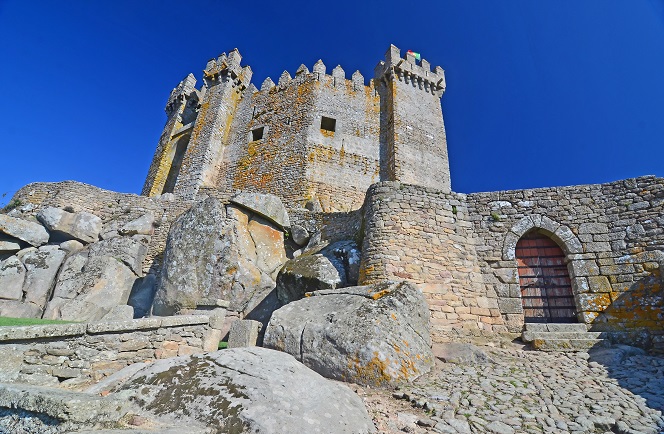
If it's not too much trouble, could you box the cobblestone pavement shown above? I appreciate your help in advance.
[357,344,664,434]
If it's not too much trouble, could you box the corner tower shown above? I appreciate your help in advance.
[374,45,451,192]
[142,49,252,199]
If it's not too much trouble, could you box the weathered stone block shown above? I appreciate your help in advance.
[577,293,611,312]
[228,319,262,348]
[119,212,155,236]
[587,276,612,293]
[578,223,609,234]
[497,298,523,314]
[37,207,101,244]
[569,260,600,277]
[230,192,290,230]
[0,239,21,253]
[202,328,223,351]
[51,367,81,379]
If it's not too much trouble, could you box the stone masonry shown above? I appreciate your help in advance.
[141,45,451,211]
[0,315,221,387]
[359,177,664,350]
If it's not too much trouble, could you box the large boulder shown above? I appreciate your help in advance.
[230,192,290,230]
[43,250,137,322]
[112,347,375,434]
[0,256,26,301]
[89,236,147,276]
[20,245,67,311]
[118,212,155,236]
[264,281,434,386]
[153,197,287,323]
[0,214,49,247]
[36,207,102,244]
[276,240,361,304]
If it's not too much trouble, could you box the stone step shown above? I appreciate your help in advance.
[531,338,611,352]
[524,323,588,333]
[522,331,606,343]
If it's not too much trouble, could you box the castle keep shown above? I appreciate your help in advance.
[6,45,664,354]
[142,45,450,212]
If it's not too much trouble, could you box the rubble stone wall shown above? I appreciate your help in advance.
[0,315,221,386]
[10,181,192,274]
[467,175,664,344]
[360,177,664,346]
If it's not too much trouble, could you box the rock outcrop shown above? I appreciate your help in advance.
[264,281,434,386]
[276,240,361,304]
[153,196,287,326]
[0,214,49,247]
[36,207,102,244]
[0,206,150,322]
[112,347,376,434]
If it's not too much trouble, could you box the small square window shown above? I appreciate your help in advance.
[251,127,264,141]
[320,116,336,133]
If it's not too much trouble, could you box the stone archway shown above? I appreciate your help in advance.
[516,231,577,323]
[498,214,588,330]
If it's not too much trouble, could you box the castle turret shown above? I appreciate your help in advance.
[374,44,450,192]
[171,49,253,199]
[142,73,200,197]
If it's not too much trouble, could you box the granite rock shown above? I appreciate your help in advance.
[265,281,434,386]
[36,207,101,244]
[0,214,49,247]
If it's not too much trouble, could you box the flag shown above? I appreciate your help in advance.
[407,50,421,61]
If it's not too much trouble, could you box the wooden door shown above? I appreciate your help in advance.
[516,232,577,323]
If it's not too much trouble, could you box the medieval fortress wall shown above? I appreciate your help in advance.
[5,45,663,353]
[359,177,664,349]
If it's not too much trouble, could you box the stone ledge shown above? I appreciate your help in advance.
[0,323,87,341]
[160,314,209,327]
[87,318,162,334]
[0,383,130,424]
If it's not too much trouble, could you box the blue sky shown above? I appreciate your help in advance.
[1,0,663,205]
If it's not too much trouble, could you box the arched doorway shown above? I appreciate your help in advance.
[516,232,577,323]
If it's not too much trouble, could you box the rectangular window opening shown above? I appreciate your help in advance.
[251,127,264,141]
[320,116,336,133]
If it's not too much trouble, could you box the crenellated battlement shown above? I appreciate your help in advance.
[374,44,446,97]
[203,48,253,90]
[254,58,373,96]
[165,73,198,117]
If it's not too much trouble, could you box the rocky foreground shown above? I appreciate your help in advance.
[360,343,664,434]
[1,342,662,434]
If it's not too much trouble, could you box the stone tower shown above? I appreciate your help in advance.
[374,45,450,192]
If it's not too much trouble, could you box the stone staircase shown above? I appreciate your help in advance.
[521,323,610,351]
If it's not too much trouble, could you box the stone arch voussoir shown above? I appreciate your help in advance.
[502,214,583,261]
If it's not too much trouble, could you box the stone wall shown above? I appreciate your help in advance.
[359,182,506,341]
[0,315,221,387]
[359,177,664,347]
[215,64,381,212]
[467,175,664,343]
